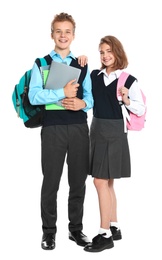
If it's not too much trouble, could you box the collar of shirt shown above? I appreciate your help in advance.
[98,68,124,86]
[49,50,76,65]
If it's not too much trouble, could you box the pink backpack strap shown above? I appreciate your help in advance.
[116,71,129,101]
[117,72,130,133]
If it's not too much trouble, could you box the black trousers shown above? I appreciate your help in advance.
[41,124,89,234]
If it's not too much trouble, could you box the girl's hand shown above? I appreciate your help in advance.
[78,55,88,67]
[119,86,130,106]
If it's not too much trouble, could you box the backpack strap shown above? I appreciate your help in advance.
[24,71,31,87]
[35,54,53,68]
[34,55,53,87]
[43,54,53,65]
[116,71,129,102]
[116,72,130,133]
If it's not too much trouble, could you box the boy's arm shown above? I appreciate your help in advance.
[29,62,79,105]
[28,63,65,105]
[62,68,94,112]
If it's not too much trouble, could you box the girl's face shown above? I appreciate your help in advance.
[99,43,115,69]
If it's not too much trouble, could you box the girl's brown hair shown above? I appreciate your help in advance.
[51,12,76,34]
[99,35,128,70]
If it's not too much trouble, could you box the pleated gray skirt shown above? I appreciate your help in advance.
[90,117,131,179]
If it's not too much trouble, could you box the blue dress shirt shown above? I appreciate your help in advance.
[29,50,94,112]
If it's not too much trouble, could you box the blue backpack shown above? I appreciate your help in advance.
[12,55,52,128]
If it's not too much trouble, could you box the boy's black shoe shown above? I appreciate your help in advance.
[69,230,90,247]
[41,233,55,250]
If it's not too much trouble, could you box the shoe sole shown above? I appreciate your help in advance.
[41,246,55,250]
[41,244,55,250]
[84,243,114,253]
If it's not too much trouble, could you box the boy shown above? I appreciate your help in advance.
[29,12,93,250]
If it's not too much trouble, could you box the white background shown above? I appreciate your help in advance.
[0,0,161,259]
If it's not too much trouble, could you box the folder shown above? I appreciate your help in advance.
[43,61,81,110]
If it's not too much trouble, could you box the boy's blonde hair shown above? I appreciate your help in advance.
[51,12,76,33]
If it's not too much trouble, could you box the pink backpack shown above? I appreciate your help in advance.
[117,72,146,131]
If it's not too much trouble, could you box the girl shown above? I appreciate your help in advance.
[84,35,146,252]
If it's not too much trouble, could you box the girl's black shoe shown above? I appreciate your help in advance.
[84,233,114,252]
[110,226,122,240]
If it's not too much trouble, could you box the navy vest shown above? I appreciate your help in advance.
[43,58,88,126]
[91,70,136,119]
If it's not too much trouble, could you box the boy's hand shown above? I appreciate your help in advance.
[62,97,86,111]
[64,79,79,98]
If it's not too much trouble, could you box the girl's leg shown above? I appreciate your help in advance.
[108,179,117,222]
[84,178,120,252]
[108,179,122,240]
[94,178,112,229]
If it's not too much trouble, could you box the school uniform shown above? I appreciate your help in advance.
[29,50,93,236]
[90,69,145,179]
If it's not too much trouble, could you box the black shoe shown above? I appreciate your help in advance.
[41,233,55,250]
[110,226,122,240]
[84,233,114,252]
[69,230,90,247]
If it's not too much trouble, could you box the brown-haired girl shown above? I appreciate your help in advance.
[84,35,146,252]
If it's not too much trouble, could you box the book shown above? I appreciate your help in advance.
[43,61,81,110]
[41,66,64,109]
[41,66,50,84]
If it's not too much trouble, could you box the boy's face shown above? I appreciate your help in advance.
[51,21,75,51]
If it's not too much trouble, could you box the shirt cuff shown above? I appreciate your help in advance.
[54,88,65,100]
